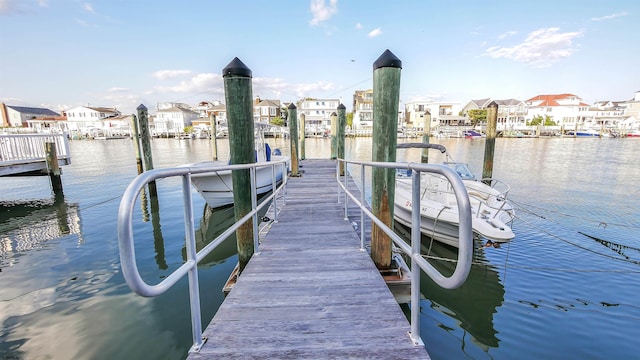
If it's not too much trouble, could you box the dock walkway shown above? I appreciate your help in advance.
[189,159,430,359]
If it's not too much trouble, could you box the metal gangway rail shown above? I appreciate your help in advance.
[117,159,289,352]
[0,133,71,176]
[116,157,472,355]
[337,158,473,345]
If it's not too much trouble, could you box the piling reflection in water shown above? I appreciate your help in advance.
[395,223,504,351]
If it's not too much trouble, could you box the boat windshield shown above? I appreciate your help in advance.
[444,162,476,180]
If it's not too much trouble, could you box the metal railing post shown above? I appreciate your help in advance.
[251,167,259,254]
[272,163,278,223]
[410,169,424,346]
[182,174,203,352]
[360,164,365,251]
[343,161,348,221]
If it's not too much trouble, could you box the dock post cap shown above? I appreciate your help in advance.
[223,57,252,78]
[137,104,147,111]
[288,103,297,109]
[373,49,402,70]
[337,103,346,110]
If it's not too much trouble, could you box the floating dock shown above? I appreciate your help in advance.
[188,159,430,359]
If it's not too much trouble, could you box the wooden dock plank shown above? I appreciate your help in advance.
[189,159,430,359]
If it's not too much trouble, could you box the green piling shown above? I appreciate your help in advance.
[371,49,402,270]
[288,103,300,176]
[209,113,218,160]
[137,104,156,196]
[337,104,346,176]
[482,101,498,183]
[223,57,256,272]
[300,113,306,160]
[330,112,337,159]
[421,110,431,163]
[130,115,143,174]
[45,142,63,194]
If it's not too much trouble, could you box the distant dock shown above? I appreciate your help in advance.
[189,159,430,359]
[0,133,71,177]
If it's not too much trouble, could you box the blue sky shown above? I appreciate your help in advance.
[0,0,637,114]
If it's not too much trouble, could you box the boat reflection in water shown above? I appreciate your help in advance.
[395,223,504,351]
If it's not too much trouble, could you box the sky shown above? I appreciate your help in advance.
[0,0,638,115]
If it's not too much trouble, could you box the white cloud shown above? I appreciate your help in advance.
[82,2,95,14]
[0,0,45,14]
[355,23,362,29]
[254,77,335,99]
[152,70,193,80]
[484,27,583,68]
[74,18,88,26]
[309,0,337,26]
[498,30,518,40]
[368,28,382,38]
[108,87,129,92]
[152,73,222,94]
[591,11,628,21]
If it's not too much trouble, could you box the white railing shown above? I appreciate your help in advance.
[336,158,473,346]
[117,159,288,353]
[0,133,71,165]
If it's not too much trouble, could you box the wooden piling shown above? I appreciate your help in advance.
[337,104,346,176]
[130,115,144,174]
[288,103,300,176]
[421,110,431,163]
[330,112,337,159]
[137,104,157,196]
[300,113,306,160]
[45,142,63,194]
[209,113,218,160]
[482,101,498,183]
[223,57,255,272]
[371,49,402,270]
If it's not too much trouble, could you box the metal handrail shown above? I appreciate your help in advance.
[117,158,288,352]
[336,158,473,346]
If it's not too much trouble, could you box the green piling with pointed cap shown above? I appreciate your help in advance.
[421,110,431,163]
[482,101,498,183]
[223,57,255,272]
[288,103,300,176]
[371,49,402,270]
[330,112,338,159]
[337,104,346,175]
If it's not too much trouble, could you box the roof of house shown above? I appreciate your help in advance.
[493,99,523,106]
[7,106,60,116]
[156,106,199,114]
[525,94,586,107]
[469,98,492,107]
[87,106,119,113]
[256,99,281,107]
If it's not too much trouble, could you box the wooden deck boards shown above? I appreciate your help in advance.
[189,159,430,359]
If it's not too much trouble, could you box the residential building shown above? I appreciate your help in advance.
[154,106,199,136]
[1,103,60,127]
[253,97,281,124]
[461,98,527,129]
[64,106,121,134]
[404,100,465,130]
[352,89,373,130]
[524,94,591,128]
[297,98,341,129]
[622,91,640,120]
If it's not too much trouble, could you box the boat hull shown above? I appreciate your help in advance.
[187,156,288,208]
[394,176,515,248]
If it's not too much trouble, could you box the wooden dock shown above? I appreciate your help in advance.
[0,133,71,177]
[188,159,430,359]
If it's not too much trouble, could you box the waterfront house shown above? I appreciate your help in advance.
[297,98,341,131]
[153,106,199,137]
[253,97,281,125]
[461,98,527,130]
[404,100,465,130]
[352,89,373,131]
[64,106,121,135]
[1,103,61,127]
[524,94,590,129]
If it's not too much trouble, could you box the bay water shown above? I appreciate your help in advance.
[1,136,638,359]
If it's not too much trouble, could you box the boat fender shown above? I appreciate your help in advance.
[265,143,271,161]
[273,148,282,156]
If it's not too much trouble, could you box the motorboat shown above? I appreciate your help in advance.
[183,128,289,209]
[394,143,515,248]
[463,130,483,139]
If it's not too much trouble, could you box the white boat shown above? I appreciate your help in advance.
[183,129,289,209]
[394,143,515,248]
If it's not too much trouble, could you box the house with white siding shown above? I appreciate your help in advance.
[153,106,199,137]
[253,97,281,125]
[352,89,373,131]
[461,98,527,129]
[64,106,121,135]
[1,103,61,127]
[404,100,465,130]
[524,94,590,128]
[297,98,341,130]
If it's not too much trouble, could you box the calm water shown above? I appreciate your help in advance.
[1,136,639,359]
